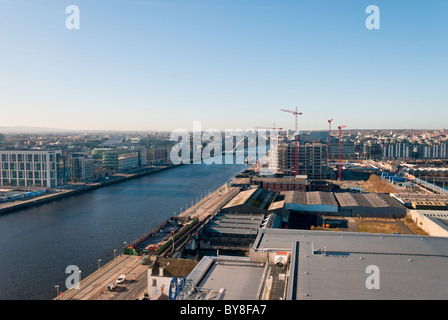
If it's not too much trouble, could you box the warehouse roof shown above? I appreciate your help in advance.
[268,200,285,211]
[282,191,338,206]
[187,256,266,300]
[252,228,448,300]
[222,189,257,208]
[202,212,265,236]
[203,226,259,236]
[222,188,277,211]
[252,176,308,184]
[335,193,404,209]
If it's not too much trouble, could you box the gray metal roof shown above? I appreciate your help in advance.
[203,226,259,236]
[295,241,448,300]
[207,221,262,229]
[335,193,405,209]
[193,257,266,300]
[282,191,338,206]
[253,228,448,255]
[205,212,266,234]
[252,176,308,184]
[253,229,448,300]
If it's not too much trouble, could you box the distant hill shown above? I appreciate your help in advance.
[0,126,161,134]
[0,126,75,133]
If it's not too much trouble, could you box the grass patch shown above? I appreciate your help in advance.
[403,217,429,236]
[356,221,401,234]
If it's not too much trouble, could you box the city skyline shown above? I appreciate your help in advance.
[0,0,447,132]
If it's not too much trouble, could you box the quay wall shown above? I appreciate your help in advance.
[0,165,179,216]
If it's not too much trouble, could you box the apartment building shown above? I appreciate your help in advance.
[0,150,62,188]
[277,141,329,179]
[71,153,94,183]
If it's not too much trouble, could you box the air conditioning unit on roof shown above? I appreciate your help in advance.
[275,251,290,268]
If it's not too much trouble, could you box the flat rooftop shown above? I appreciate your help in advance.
[253,229,448,300]
[415,210,448,230]
[293,240,448,299]
[187,256,266,300]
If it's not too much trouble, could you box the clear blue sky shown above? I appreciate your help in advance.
[0,0,447,131]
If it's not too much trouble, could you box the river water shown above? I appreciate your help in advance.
[0,156,251,300]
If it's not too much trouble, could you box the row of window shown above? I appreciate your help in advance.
[2,170,55,179]
[1,162,57,171]
[0,153,56,162]
[265,183,306,190]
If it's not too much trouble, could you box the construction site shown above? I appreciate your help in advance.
[55,109,448,301]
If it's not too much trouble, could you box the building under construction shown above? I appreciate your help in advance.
[276,141,329,179]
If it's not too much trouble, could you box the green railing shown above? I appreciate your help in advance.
[154,218,199,256]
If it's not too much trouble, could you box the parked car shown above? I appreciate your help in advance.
[107,283,117,291]
[116,275,126,284]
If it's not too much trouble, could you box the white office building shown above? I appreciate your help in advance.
[0,150,62,188]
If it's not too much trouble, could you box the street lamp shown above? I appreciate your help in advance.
[97,259,101,269]
[113,249,117,259]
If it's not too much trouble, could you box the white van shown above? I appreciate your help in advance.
[116,275,126,284]
[107,282,117,291]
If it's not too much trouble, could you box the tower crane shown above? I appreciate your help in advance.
[254,123,282,172]
[255,123,283,131]
[281,107,302,176]
[254,123,283,153]
[328,119,333,163]
[254,123,283,146]
[338,125,346,180]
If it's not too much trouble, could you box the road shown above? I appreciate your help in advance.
[56,255,144,300]
[108,265,148,300]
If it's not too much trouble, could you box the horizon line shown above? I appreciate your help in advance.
[0,125,446,134]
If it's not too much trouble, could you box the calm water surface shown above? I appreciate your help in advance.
[0,159,249,300]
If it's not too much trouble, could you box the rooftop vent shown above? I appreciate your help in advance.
[275,251,290,268]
